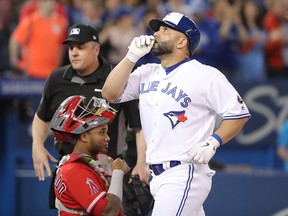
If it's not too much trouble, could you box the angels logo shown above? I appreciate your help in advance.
[163,110,187,129]
[86,178,100,195]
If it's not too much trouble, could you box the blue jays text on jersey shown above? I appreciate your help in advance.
[140,81,191,108]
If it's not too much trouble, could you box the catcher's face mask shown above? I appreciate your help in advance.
[50,95,117,143]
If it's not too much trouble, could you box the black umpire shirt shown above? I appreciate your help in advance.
[36,56,141,158]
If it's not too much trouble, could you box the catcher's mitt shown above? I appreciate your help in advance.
[122,173,154,216]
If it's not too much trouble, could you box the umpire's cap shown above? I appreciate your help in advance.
[62,24,99,44]
[149,12,200,57]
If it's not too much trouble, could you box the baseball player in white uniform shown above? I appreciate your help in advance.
[102,12,251,216]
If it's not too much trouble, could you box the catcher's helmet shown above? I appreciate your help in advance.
[50,95,117,143]
[149,12,200,57]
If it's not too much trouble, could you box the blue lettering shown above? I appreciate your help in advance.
[180,97,191,108]
[140,81,159,94]
[142,81,191,108]
[175,90,188,102]
[140,83,145,94]
[161,82,171,93]
[161,83,191,107]
[151,81,159,91]
[166,86,177,99]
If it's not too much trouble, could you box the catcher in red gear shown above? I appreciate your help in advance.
[50,95,130,216]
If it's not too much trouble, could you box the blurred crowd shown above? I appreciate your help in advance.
[1,0,288,82]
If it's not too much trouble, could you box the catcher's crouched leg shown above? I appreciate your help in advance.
[122,172,154,216]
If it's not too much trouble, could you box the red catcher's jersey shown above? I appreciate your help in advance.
[54,155,123,216]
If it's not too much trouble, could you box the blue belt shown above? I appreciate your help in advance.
[149,161,181,176]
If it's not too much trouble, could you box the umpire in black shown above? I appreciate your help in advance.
[31,24,146,208]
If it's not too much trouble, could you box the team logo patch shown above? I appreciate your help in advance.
[86,178,100,195]
[70,28,80,35]
[163,110,187,129]
[237,95,243,104]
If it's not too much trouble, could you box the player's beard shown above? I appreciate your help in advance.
[151,39,174,57]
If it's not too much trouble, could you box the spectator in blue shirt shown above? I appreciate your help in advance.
[277,120,288,171]
[190,0,222,68]
[238,0,267,83]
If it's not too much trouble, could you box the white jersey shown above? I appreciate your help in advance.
[117,59,250,164]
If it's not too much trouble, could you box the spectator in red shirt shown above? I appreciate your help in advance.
[263,0,288,78]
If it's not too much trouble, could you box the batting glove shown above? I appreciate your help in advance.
[126,35,155,63]
[188,135,221,164]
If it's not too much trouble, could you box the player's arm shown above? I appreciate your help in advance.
[100,158,130,215]
[213,118,249,145]
[102,169,124,216]
[122,101,150,182]
[132,129,150,183]
[102,57,135,102]
[188,117,250,164]
[101,194,122,216]
[32,113,57,181]
[102,35,154,103]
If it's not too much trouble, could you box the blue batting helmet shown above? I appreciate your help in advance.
[149,12,200,57]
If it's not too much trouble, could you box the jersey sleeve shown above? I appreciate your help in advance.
[206,73,251,120]
[117,67,142,103]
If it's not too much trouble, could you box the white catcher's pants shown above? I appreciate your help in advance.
[149,163,215,216]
